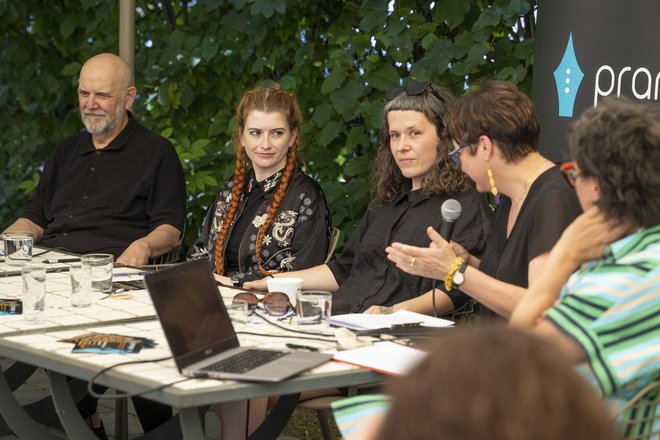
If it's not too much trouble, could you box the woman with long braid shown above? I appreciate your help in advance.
[245,82,492,316]
[188,83,330,286]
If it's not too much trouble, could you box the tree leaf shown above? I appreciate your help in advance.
[59,14,77,39]
[434,0,471,30]
[312,103,334,124]
[367,63,400,91]
[321,69,347,94]
[319,121,344,147]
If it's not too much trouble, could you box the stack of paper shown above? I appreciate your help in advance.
[333,341,427,375]
[329,310,454,331]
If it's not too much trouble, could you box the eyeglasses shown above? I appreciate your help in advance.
[449,134,470,165]
[560,161,583,188]
[385,82,445,103]
[232,291,292,316]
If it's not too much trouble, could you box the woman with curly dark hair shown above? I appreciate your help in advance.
[188,83,330,286]
[246,82,491,315]
[386,81,582,320]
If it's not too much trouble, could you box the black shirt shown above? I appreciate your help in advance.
[188,166,330,284]
[328,184,492,313]
[225,182,265,273]
[478,166,581,318]
[21,113,186,258]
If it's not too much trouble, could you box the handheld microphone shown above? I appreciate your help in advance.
[432,199,462,318]
[439,199,462,241]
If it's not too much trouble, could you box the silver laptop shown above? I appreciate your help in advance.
[144,259,331,382]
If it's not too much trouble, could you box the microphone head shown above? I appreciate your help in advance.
[441,199,462,222]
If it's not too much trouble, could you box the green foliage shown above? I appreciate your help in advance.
[0,0,537,251]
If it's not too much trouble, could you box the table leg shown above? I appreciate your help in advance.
[115,396,129,440]
[3,361,37,391]
[0,364,61,439]
[179,407,206,440]
[48,370,98,440]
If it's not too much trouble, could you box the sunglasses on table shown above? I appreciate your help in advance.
[385,82,446,103]
[232,291,292,316]
[560,161,583,188]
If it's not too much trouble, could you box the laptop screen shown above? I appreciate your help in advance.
[144,259,240,370]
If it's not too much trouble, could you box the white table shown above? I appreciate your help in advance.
[0,257,385,439]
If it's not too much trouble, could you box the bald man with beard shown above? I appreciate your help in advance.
[3,53,185,436]
[3,53,186,266]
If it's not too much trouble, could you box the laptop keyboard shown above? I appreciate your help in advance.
[205,349,287,374]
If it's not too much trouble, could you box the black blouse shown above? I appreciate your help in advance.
[478,166,582,318]
[187,166,330,285]
[328,184,492,313]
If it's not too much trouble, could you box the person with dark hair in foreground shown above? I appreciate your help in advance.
[333,328,620,440]
[511,96,660,437]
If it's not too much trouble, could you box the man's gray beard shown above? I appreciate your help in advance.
[81,101,126,136]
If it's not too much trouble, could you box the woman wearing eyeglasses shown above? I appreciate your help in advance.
[187,83,330,286]
[510,97,660,435]
[245,82,492,316]
[385,80,582,320]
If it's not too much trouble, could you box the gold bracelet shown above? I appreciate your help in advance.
[444,257,465,291]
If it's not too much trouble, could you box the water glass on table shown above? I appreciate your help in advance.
[21,264,46,323]
[226,299,248,324]
[81,253,113,293]
[3,232,33,266]
[69,264,92,307]
[296,291,332,331]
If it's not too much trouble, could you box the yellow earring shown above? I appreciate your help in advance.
[487,167,501,205]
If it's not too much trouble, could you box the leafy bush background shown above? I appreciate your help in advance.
[0,0,536,251]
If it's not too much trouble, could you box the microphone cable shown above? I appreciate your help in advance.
[431,279,439,317]
[86,355,196,399]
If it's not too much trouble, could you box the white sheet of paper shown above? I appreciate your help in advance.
[333,341,427,375]
[329,310,454,331]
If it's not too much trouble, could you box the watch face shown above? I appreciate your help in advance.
[453,272,464,285]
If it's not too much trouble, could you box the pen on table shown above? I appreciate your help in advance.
[112,272,150,277]
[286,343,320,352]
[391,322,423,329]
[44,258,81,263]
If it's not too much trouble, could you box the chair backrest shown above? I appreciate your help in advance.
[148,223,186,265]
[324,227,341,264]
[443,299,479,326]
[613,379,660,439]
[148,246,184,265]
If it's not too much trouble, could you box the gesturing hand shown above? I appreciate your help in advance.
[385,226,457,281]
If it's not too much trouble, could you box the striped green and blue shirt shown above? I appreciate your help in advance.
[545,224,660,436]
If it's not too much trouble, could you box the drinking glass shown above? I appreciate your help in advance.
[296,291,332,331]
[81,253,114,293]
[69,264,92,307]
[22,264,46,323]
[3,232,33,266]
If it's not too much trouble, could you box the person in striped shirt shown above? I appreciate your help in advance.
[511,96,660,437]
[332,97,659,440]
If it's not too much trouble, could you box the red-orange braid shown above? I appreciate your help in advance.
[219,82,303,278]
[214,152,247,275]
[255,148,297,276]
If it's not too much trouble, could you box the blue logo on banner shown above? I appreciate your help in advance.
[553,33,584,117]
